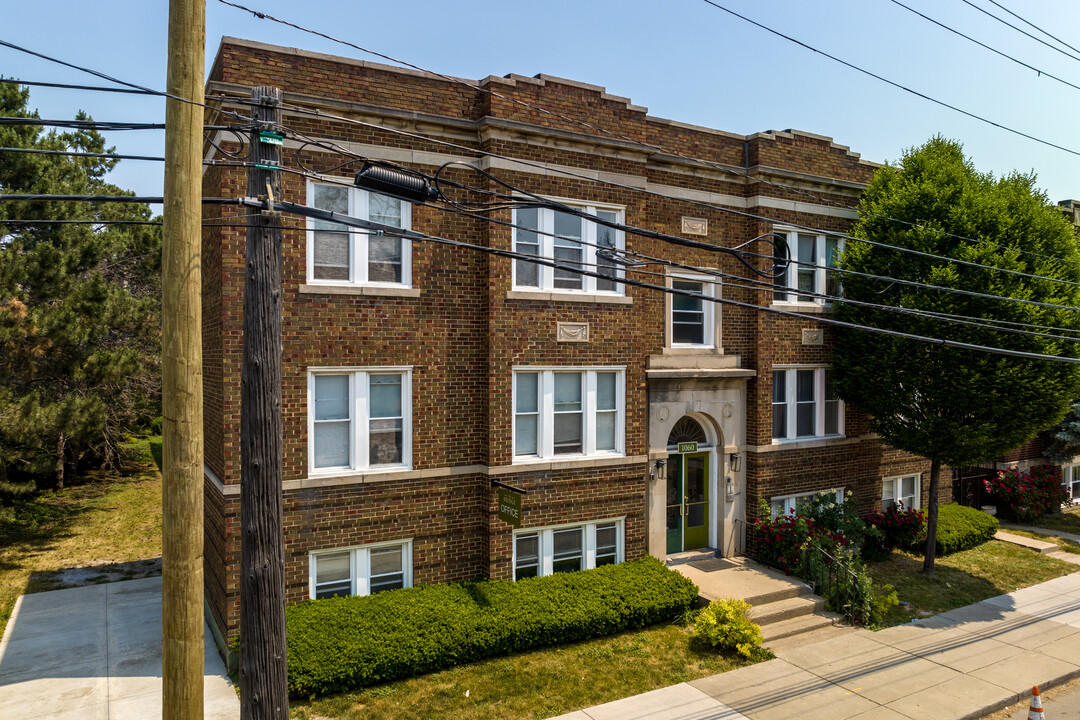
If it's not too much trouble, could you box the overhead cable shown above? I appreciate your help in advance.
[959,0,1080,64]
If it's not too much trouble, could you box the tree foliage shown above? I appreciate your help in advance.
[0,80,161,486]
[831,136,1080,574]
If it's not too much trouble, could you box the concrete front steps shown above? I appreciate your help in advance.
[669,553,846,649]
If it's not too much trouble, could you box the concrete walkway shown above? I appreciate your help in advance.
[551,572,1080,720]
[0,577,239,719]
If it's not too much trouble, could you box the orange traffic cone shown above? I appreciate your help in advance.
[1028,685,1043,718]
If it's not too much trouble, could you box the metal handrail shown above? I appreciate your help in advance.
[800,540,863,624]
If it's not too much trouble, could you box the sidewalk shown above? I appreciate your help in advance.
[550,572,1080,720]
[0,577,239,720]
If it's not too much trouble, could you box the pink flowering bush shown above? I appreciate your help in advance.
[985,465,1068,523]
[752,505,848,575]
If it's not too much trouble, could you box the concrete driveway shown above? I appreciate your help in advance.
[0,577,239,719]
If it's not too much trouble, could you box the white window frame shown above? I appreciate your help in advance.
[511,200,625,295]
[305,179,413,287]
[512,367,625,462]
[771,366,844,442]
[307,367,412,475]
[772,228,842,305]
[770,488,844,519]
[882,473,921,511]
[512,518,625,580]
[1062,463,1080,503]
[668,273,715,349]
[308,539,413,599]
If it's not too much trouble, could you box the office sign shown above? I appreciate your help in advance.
[498,488,522,527]
[678,442,698,453]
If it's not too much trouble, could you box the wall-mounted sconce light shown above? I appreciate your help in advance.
[729,452,742,473]
[653,458,667,483]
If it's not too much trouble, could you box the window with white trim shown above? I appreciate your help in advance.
[512,204,624,294]
[773,229,841,304]
[513,520,624,579]
[770,488,843,519]
[772,367,843,441]
[882,474,920,511]
[669,275,715,348]
[309,368,411,474]
[513,369,624,460]
[307,181,412,286]
[1062,464,1080,502]
[309,540,412,599]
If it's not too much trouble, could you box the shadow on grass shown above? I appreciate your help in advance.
[148,438,163,472]
[25,556,162,594]
[866,542,1072,627]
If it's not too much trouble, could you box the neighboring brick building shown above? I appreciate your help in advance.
[200,37,943,649]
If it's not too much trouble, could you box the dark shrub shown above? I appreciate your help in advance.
[862,502,925,561]
[284,556,698,697]
[921,503,998,555]
[985,465,1068,523]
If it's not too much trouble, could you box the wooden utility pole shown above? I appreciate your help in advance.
[240,86,289,719]
[162,1,205,719]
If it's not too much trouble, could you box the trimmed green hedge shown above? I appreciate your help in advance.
[285,556,699,697]
[925,504,999,555]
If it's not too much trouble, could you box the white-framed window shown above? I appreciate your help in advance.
[1062,464,1080,502]
[770,488,843,519]
[669,274,715,348]
[513,368,625,461]
[309,539,412,599]
[513,519,624,579]
[306,180,413,286]
[308,368,412,474]
[882,474,921,511]
[772,367,843,441]
[512,203,625,294]
[773,229,841,304]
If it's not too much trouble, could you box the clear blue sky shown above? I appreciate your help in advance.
[3,0,1080,205]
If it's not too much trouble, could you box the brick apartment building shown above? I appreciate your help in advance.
[201,36,951,649]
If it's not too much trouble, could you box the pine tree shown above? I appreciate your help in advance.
[0,80,161,487]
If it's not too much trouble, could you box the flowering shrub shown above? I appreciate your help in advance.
[862,502,925,561]
[985,465,1068,522]
[693,598,763,658]
[753,506,848,575]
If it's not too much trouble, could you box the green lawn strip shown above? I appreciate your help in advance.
[1028,506,1080,535]
[289,623,767,720]
[0,437,163,627]
[868,539,1076,628]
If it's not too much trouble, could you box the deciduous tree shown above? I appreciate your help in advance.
[831,136,1080,575]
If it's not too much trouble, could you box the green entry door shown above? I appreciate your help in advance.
[665,452,710,553]
[683,453,709,550]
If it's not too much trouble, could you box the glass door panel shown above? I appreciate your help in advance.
[666,455,683,554]
[683,453,709,550]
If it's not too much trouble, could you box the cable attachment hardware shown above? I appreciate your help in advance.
[734,232,791,280]
[354,161,439,203]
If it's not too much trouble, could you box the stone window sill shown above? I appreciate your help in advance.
[299,283,421,298]
[506,290,632,305]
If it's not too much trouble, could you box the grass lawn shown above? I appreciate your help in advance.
[1026,505,1080,535]
[867,539,1076,627]
[289,623,768,720]
[0,436,163,628]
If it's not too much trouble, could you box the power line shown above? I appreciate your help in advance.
[0,146,166,162]
[959,0,1080,64]
[242,194,1080,365]
[271,115,1080,294]
[886,0,1080,94]
[0,78,161,95]
[0,38,250,123]
[696,0,1080,158]
[209,3,1080,270]
[0,194,242,205]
